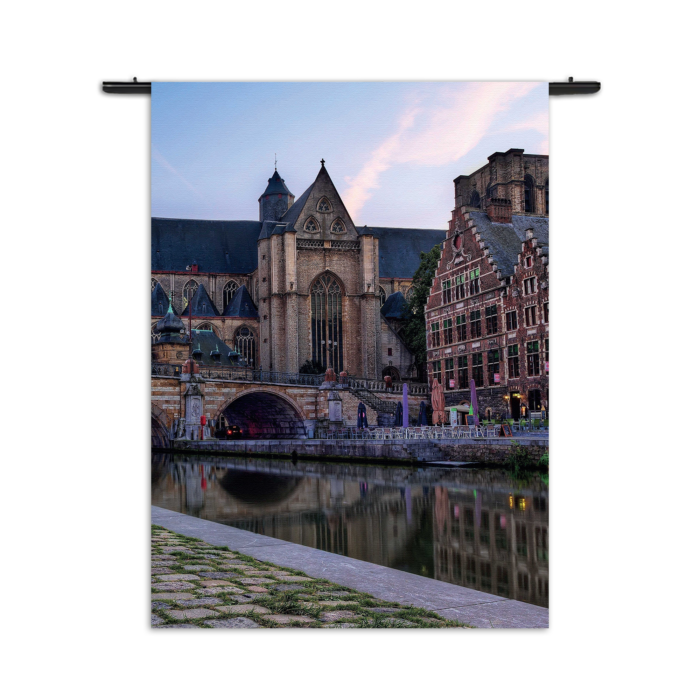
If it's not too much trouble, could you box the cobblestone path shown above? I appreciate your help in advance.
[152,526,467,629]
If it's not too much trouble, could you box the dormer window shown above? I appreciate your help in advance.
[317,197,332,213]
[330,218,346,234]
[304,217,320,232]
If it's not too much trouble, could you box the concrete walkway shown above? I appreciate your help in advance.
[152,506,548,629]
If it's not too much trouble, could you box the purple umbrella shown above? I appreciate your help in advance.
[470,378,480,426]
[402,383,409,428]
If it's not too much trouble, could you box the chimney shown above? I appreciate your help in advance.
[487,197,512,224]
[191,261,199,273]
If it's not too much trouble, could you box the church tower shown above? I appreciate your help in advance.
[258,169,295,221]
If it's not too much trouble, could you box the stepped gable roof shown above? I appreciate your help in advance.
[152,218,260,274]
[278,182,314,225]
[151,282,169,316]
[190,329,235,366]
[222,284,258,318]
[182,284,219,317]
[381,291,408,319]
[468,212,549,276]
[259,170,293,199]
[258,220,294,240]
[366,227,447,279]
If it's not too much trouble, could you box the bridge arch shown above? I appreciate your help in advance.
[151,404,170,448]
[216,389,306,439]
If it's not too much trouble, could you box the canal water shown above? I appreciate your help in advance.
[152,453,549,608]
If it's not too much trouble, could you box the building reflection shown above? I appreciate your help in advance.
[151,454,548,607]
[433,486,548,607]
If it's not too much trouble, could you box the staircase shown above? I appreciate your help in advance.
[347,386,397,426]
[403,440,447,462]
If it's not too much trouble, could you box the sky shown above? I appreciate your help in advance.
[151,82,548,230]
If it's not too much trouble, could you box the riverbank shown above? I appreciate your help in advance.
[161,436,549,466]
[152,506,549,628]
[151,523,464,628]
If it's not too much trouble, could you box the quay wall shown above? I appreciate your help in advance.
[163,437,548,466]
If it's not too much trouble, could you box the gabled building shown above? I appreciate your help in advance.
[152,162,446,378]
[426,152,549,419]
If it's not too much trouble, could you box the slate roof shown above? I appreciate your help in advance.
[279,182,314,225]
[151,282,169,317]
[259,170,293,198]
[190,330,237,366]
[468,212,549,276]
[381,291,408,319]
[222,284,258,318]
[366,227,447,279]
[182,284,219,317]
[152,218,260,273]
[258,220,294,240]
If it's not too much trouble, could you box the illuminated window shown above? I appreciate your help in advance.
[508,344,520,378]
[527,341,540,376]
[506,310,518,331]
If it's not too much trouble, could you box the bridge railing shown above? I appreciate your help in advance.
[152,362,429,394]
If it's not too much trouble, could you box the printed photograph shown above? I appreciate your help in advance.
[150,81,549,629]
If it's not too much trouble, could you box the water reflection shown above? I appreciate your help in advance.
[151,453,549,607]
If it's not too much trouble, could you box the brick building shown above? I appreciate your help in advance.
[152,162,445,379]
[426,149,549,419]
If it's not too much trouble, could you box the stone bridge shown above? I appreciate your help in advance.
[151,365,429,447]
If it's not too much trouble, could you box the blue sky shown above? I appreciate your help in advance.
[152,82,548,229]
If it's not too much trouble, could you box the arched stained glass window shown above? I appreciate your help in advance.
[311,274,344,371]
[234,326,256,366]
[151,323,160,343]
[379,286,387,307]
[151,278,159,292]
[524,175,535,213]
[304,216,320,232]
[223,280,239,308]
[317,197,332,213]
[330,218,346,233]
[469,190,481,208]
[182,280,198,309]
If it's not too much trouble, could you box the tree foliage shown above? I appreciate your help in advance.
[401,243,441,375]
